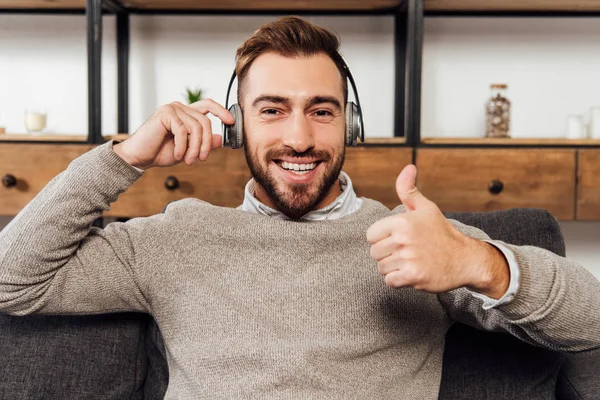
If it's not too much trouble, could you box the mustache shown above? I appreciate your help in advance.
[265,148,331,162]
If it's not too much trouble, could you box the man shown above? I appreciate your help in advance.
[0,16,598,399]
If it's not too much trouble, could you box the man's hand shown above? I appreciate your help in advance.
[366,164,510,299]
[113,99,235,170]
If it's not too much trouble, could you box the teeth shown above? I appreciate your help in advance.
[280,161,317,172]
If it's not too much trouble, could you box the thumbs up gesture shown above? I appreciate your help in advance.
[366,165,509,297]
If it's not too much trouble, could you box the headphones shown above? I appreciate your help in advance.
[222,59,365,149]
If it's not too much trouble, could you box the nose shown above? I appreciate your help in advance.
[281,111,315,153]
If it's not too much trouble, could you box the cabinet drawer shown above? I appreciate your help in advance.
[0,144,92,216]
[415,149,576,220]
[108,146,414,217]
[108,148,251,217]
[577,149,600,220]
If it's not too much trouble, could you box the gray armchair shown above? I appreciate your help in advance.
[442,208,600,399]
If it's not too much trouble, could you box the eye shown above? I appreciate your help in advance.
[262,109,280,116]
[314,110,333,117]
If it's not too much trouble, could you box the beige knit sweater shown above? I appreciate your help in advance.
[1,141,599,399]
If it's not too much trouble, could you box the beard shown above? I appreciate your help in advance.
[244,143,345,220]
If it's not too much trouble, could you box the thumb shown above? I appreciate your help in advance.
[395,164,432,212]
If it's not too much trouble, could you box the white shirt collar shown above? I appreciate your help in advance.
[240,171,363,221]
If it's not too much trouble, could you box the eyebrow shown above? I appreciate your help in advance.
[252,95,290,108]
[251,94,342,112]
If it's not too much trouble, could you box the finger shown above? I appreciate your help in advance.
[366,215,405,244]
[211,134,223,150]
[159,111,188,161]
[189,98,235,124]
[384,269,412,288]
[377,251,412,276]
[396,165,436,212]
[197,115,214,161]
[173,103,222,160]
[172,106,202,165]
[370,235,403,262]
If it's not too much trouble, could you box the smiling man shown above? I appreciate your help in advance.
[0,16,599,400]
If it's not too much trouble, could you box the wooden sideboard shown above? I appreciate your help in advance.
[0,143,413,218]
[2,141,599,220]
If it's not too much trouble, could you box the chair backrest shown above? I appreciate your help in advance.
[440,208,597,400]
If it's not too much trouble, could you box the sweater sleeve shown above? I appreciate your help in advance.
[438,219,600,354]
[0,141,152,316]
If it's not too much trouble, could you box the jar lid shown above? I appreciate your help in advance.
[491,83,508,89]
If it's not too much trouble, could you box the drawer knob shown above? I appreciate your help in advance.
[488,179,504,195]
[164,176,179,191]
[2,174,17,188]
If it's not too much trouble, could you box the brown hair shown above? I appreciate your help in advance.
[235,16,348,107]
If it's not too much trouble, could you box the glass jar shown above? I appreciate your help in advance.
[485,84,511,138]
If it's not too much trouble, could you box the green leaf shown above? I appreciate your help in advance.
[185,87,204,104]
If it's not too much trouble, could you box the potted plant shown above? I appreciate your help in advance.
[184,87,204,104]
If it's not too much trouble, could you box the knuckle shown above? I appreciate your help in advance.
[369,246,376,259]
[391,232,403,245]
[385,273,401,287]
[160,104,175,113]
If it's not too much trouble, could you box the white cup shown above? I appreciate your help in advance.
[566,115,587,139]
[25,109,47,134]
[589,107,600,139]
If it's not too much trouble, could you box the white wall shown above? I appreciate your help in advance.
[0,14,394,136]
[422,17,600,138]
[0,14,599,280]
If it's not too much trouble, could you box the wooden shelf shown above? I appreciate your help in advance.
[0,0,84,9]
[121,0,402,11]
[363,136,406,145]
[0,0,402,11]
[104,133,131,142]
[0,134,87,142]
[0,134,131,143]
[424,0,600,12]
[421,137,600,146]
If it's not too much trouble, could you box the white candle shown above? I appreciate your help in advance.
[25,111,47,133]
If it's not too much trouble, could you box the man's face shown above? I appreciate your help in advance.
[242,52,346,219]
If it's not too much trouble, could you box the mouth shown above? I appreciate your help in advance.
[271,159,323,183]
[274,160,321,175]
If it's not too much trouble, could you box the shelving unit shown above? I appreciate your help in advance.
[424,0,600,13]
[2,1,600,220]
[421,138,600,147]
[0,0,415,145]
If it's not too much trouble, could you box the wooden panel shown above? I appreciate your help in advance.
[0,134,87,142]
[576,149,600,220]
[422,137,600,146]
[425,0,600,12]
[107,146,413,217]
[0,144,92,216]
[343,147,413,209]
[415,148,576,220]
[122,0,402,10]
[0,0,84,9]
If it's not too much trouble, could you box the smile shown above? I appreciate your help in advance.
[275,161,320,175]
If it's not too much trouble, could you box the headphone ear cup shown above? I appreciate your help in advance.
[225,104,244,149]
[345,102,360,146]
